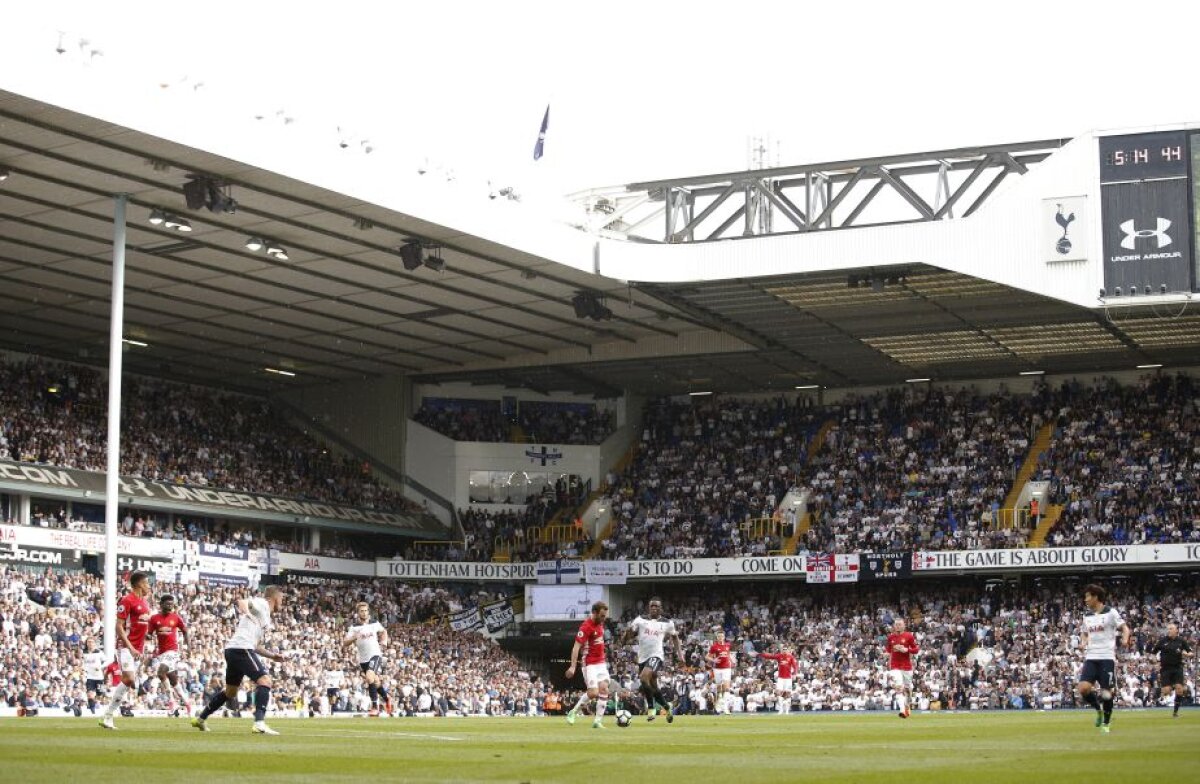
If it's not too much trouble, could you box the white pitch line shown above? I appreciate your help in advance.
[284,729,463,742]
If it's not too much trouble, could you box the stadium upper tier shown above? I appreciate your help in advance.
[0,357,422,515]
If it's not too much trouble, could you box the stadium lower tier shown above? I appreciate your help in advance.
[2,565,1195,718]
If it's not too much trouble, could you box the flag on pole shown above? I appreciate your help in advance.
[533,105,549,160]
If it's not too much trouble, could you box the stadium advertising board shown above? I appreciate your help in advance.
[0,541,81,568]
[194,542,254,586]
[584,561,627,584]
[1099,131,1194,294]
[378,559,537,581]
[0,523,180,559]
[0,459,441,536]
[273,550,375,577]
[914,543,1200,571]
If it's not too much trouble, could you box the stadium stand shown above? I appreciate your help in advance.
[1037,374,1200,547]
[0,357,423,516]
[0,567,541,717]
[413,397,615,444]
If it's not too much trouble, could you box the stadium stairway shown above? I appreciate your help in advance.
[780,512,811,555]
[579,441,642,560]
[1001,421,1055,511]
[1026,505,1065,547]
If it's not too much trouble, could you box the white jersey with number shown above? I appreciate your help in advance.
[226,597,272,650]
[1082,606,1123,660]
[629,616,676,661]
[347,621,384,663]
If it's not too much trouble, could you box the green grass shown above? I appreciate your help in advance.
[0,710,1195,783]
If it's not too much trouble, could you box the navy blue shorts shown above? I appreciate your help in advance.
[1078,659,1115,689]
[359,655,384,674]
[224,648,269,686]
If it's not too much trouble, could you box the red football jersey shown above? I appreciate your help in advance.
[708,641,733,669]
[148,612,187,653]
[887,631,919,671]
[575,617,606,665]
[116,593,152,653]
[761,652,798,679]
[104,660,121,687]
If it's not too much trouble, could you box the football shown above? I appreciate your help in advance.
[615,709,633,727]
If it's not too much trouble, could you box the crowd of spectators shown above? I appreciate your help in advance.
[0,357,426,518]
[0,566,542,717]
[413,397,615,445]
[801,386,1045,553]
[609,574,1196,714]
[2,564,1195,718]
[596,398,824,560]
[1038,374,1200,547]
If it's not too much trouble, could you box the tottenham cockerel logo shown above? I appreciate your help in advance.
[1119,218,1171,250]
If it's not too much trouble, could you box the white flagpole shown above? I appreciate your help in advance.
[102,194,128,662]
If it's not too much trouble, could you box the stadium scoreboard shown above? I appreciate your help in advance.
[1098,130,1199,295]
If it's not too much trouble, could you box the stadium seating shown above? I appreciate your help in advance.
[0,567,539,717]
[0,357,422,515]
[1037,375,1200,547]
[413,397,616,444]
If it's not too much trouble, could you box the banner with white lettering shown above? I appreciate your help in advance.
[482,599,515,633]
[273,550,375,577]
[194,542,255,586]
[584,561,627,585]
[859,552,912,581]
[448,607,483,632]
[0,541,81,569]
[0,459,443,537]
[537,559,582,584]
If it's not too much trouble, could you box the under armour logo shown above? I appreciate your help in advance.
[1119,218,1171,250]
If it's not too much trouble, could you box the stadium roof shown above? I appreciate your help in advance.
[2,89,1199,398]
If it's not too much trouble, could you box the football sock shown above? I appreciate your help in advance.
[638,683,652,709]
[594,696,606,718]
[173,682,189,702]
[1173,693,1180,715]
[378,686,389,705]
[1082,691,1101,711]
[104,684,128,717]
[368,684,378,707]
[1101,695,1113,724]
[199,691,227,720]
[572,692,589,712]
[651,686,670,711]
[254,685,271,722]
[896,693,907,713]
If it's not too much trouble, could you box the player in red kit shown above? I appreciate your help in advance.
[886,618,919,718]
[565,601,610,729]
[706,629,736,715]
[757,644,800,714]
[100,571,153,729]
[148,594,190,713]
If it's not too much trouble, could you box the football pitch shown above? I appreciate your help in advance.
[1,711,1194,783]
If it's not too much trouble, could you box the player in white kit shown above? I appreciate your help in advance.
[622,597,682,723]
[345,601,391,716]
[192,585,289,735]
[1076,583,1130,733]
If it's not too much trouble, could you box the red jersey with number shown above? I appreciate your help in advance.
[887,631,919,671]
[148,612,187,653]
[116,593,152,653]
[105,660,121,687]
[709,641,733,669]
[761,652,798,679]
[575,617,606,665]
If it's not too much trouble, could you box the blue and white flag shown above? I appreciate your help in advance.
[537,558,581,584]
[533,105,549,160]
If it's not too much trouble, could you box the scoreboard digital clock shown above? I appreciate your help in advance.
[1099,131,1188,182]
